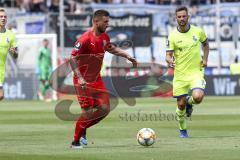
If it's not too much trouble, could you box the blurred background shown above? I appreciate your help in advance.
[3,0,240,100]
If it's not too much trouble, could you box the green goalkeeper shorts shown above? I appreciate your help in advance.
[39,70,51,81]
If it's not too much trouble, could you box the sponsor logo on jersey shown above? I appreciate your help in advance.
[6,38,10,43]
[103,40,107,47]
[74,42,81,51]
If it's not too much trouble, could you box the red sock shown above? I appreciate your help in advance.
[73,105,109,141]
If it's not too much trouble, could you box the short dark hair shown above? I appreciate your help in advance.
[43,38,48,42]
[0,8,6,12]
[175,6,188,15]
[93,10,110,19]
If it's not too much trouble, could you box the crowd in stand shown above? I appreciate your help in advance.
[0,0,239,13]
[0,0,75,12]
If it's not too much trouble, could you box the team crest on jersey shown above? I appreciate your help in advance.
[103,40,107,47]
[192,36,197,42]
[6,38,10,43]
[74,42,81,51]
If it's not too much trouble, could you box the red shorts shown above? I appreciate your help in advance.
[73,78,110,108]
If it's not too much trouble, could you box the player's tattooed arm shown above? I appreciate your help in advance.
[106,43,138,68]
[201,39,209,67]
[69,55,86,89]
[9,47,18,59]
[165,51,175,68]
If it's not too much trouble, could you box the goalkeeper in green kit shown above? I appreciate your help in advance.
[37,39,52,101]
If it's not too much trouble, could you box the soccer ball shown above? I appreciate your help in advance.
[137,128,156,146]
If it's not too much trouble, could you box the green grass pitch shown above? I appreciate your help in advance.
[0,97,240,160]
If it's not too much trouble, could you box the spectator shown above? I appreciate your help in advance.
[170,0,181,5]
[30,0,48,13]
[49,0,59,12]
[146,0,158,4]
[224,0,239,2]
[190,5,199,17]
[159,0,171,5]
[0,0,16,7]
[135,0,145,4]
[210,0,216,3]
[122,0,134,4]
[98,0,110,3]
[190,0,207,6]
[110,0,122,4]
[0,0,3,6]
[66,0,76,12]
[82,0,93,3]
[16,0,31,12]
[74,0,93,14]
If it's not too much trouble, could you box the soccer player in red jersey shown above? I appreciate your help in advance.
[70,9,137,148]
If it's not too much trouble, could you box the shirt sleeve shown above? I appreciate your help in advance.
[103,33,111,51]
[105,33,110,43]
[199,28,207,43]
[71,38,88,57]
[166,33,174,51]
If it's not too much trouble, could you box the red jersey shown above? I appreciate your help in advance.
[71,30,110,82]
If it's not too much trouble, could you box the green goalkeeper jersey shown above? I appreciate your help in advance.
[37,47,52,71]
[166,25,207,81]
[0,29,17,84]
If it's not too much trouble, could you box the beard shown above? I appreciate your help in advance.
[0,21,6,26]
[178,20,187,27]
[98,26,106,33]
